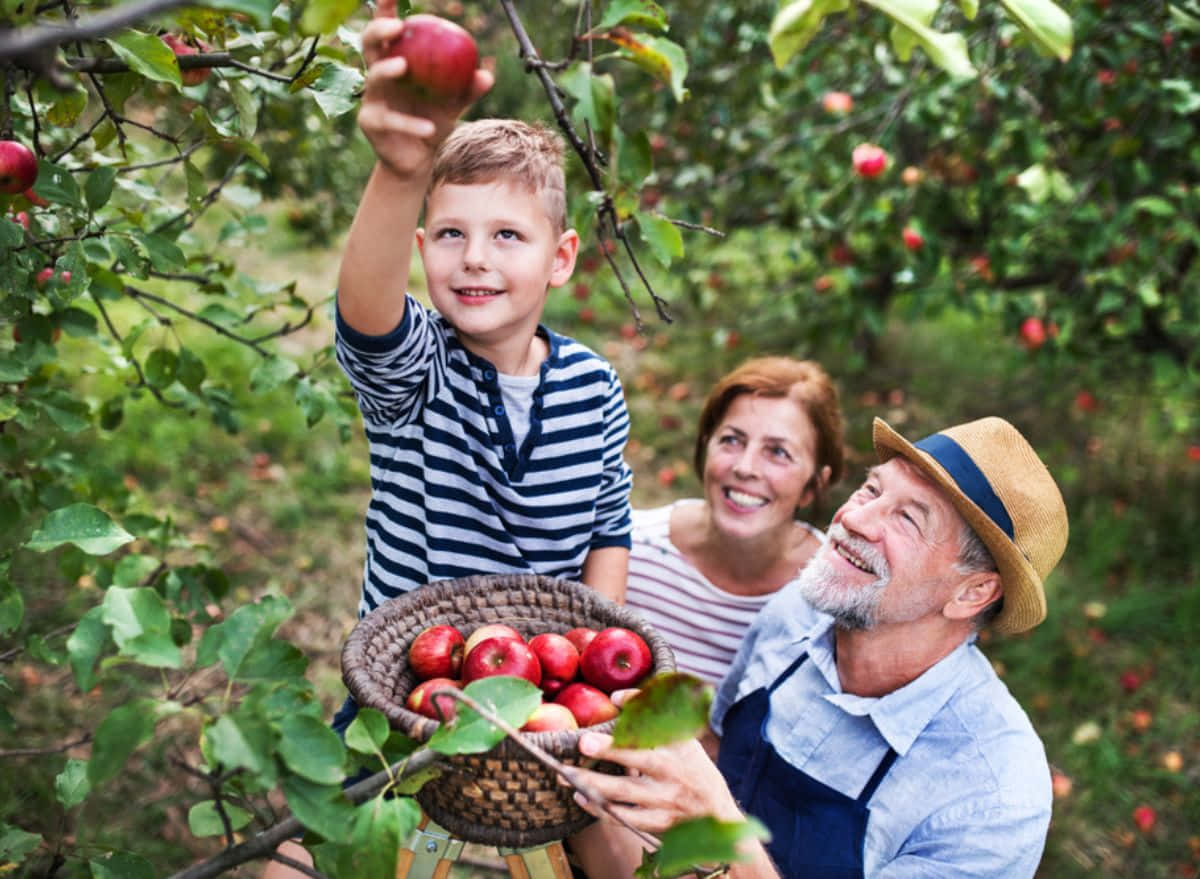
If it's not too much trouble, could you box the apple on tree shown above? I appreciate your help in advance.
[1018,317,1047,351]
[0,140,38,195]
[407,676,460,721]
[554,682,619,728]
[161,34,212,86]
[408,624,465,680]
[851,143,889,179]
[821,91,853,114]
[579,627,652,692]
[387,14,479,105]
[460,636,542,687]
[901,226,924,251]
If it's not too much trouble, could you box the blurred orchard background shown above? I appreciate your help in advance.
[1,0,1198,876]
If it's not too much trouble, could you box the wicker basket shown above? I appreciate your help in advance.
[341,573,677,848]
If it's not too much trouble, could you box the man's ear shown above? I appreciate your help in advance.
[943,573,1003,622]
[549,228,580,288]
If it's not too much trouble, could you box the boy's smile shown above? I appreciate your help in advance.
[417,178,578,374]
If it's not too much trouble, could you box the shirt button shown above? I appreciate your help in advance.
[483,369,496,381]
[504,443,515,452]
[494,404,505,416]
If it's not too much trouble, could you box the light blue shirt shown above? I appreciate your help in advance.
[712,582,1052,878]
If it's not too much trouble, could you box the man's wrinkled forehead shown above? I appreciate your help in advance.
[867,457,965,533]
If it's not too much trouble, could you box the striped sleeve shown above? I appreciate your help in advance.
[590,365,633,548]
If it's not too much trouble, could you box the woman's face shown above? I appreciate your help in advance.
[703,393,822,541]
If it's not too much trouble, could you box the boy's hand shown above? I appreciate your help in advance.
[358,0,494,178]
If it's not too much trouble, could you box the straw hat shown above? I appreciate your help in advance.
[872,416,1068,634]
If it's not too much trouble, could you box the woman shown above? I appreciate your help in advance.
[626,356,845,689]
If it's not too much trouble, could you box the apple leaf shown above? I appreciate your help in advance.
[105,30,181,87]
[607,32,689,103]
[638,816,770,879]
[886,0,938,62]
[768,0,850,69]
[88,699,159,786]
[196,595,293,678]
[318,797,421,877]
[66,606,107,692]
[611,672,713,748]
[101,586,182,669]
[597,0,669,33]
[34,161,83,209]
[997,0,1073,62]
[860,0,976,79]
[187,800,253,837]
[282,776,358,844]
[955,0,979,19]
[0,578,23,635]
[277,714,347,784]
[88,853,155,879]
[345,707,391,756]
[84,167,117,211]
[427,677,542,755]
[634,213,684,268]
[144,348,179,389]
[560,62,617,155]
[25,503,134,555]
[0,824,43,865]
[250,354,300,393]
[196,0,274,28]
[55,759,91,809]
[309,62,365,119]
[299,0,359,36]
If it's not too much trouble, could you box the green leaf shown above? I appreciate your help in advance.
[88,699,158,786]
[277,714,347,784]
[34,161,83,209]
[133,231,186,271]
[597,0,668,32]
[635,212,684,268]
[112,553,160,588]
[956,0,979,19]
[101,586,182,668]
[559,63,616,155]
[282,776,358,844]
[642,816,770,879]
[237,638,308,680]
[608,33,690,102]
[204,714,270,774]
[55,759,91,808]
[84,167,117,211]
[0,824,43,866]
[196,595,293,678]
[300,0,359,35]
[769,0,850,68]
[187,800,253,837]
[89,852,155,879]
[427,677,542,755]
[319,797,421,877]
[106,30,182,86]
[198,0,274,27]
[177,347,207,391]
[0,580,24,635]
[45,86,88,127]
[1161,79,1200,115]
[1131,196,1176,217]
[185,159,207,211]
[250,354,300,393]
[860,0,976,78]
[227,77,259,136]
[887,0,938,61]
[25,503,134,555]
[345,707,391,756]
[611,672,713,748]
[67,606,108,692]
[144,348,179,389]
[616,129,653,189]
[309,62,366,119]
[38,390,91,433]
[997,0,1073,61]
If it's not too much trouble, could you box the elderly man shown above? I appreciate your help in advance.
[568,416,1068,879]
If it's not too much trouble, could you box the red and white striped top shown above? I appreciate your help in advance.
[625,502,824,687]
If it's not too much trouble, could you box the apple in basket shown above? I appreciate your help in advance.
[461,636,542,687]
[580,627,652,692]
[555,682,619,727]
[408,624,465,680]
[463,623,524,658]
[407,677,460,721]
[528,632,579,695]
[564,626,598,654]
[520,701,579,733]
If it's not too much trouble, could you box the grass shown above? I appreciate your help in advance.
[6,204,1198,878]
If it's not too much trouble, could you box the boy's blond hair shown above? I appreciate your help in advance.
[430,118,568,233]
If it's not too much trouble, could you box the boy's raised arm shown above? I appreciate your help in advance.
[337,0,492,336]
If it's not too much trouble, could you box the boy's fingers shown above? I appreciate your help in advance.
[362,20,405,65]
[469,68,495,101]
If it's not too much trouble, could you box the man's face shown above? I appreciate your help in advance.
[799,457,969,630]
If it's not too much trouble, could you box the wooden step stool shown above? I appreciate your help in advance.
[397,817,573,879]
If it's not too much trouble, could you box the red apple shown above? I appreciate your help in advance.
[1018,317,1046,351]
[901,226,924,251]
[900,165,924,186]
[406,676,460,721]
[0,140,38,195]
[1074,391,1099,413]
[162,34,211,86]
[11,211,29,231]
[555,682,619,727]
[564,627,598,655]
[1188,445,1200,463]
[386,14,479,105]
[463,623,523,659]
[1132,804,1156,833]
[408,624,465,681]
[821,91,853,114]
[460,636,541,686]
[22,187,48,207]
[579,627,652,693]
[851,143,888,178]
[36,268,71,288]
[520,702,579,733]
[528,632,579,692]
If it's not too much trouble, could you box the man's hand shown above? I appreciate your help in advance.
[357,0,494,178]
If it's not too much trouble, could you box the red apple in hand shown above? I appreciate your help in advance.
[0,140,38,195]
[564,627,598,654]
[529,632,579,693]
[851,143,889,179]
[407,676,460,721]
[555,682,619,727]
[580,627,652,692]
[408,624,465,680]
[387,14,479,104]
[520,702,579,732]
[463,623,523,658]
[461,636,541,686]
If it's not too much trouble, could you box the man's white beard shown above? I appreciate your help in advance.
[799,523,892,630]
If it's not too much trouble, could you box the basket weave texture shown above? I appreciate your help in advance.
[341,573,677,848]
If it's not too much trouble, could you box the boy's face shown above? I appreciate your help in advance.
[416,178,578,363]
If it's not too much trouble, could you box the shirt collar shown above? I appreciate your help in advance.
[799,616,980,756]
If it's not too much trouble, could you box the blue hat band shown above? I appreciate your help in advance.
[914,433,1015,541]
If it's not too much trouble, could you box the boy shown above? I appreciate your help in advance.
[336,3,633,618]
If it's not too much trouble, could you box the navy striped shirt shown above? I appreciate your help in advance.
[336,295,633,615]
